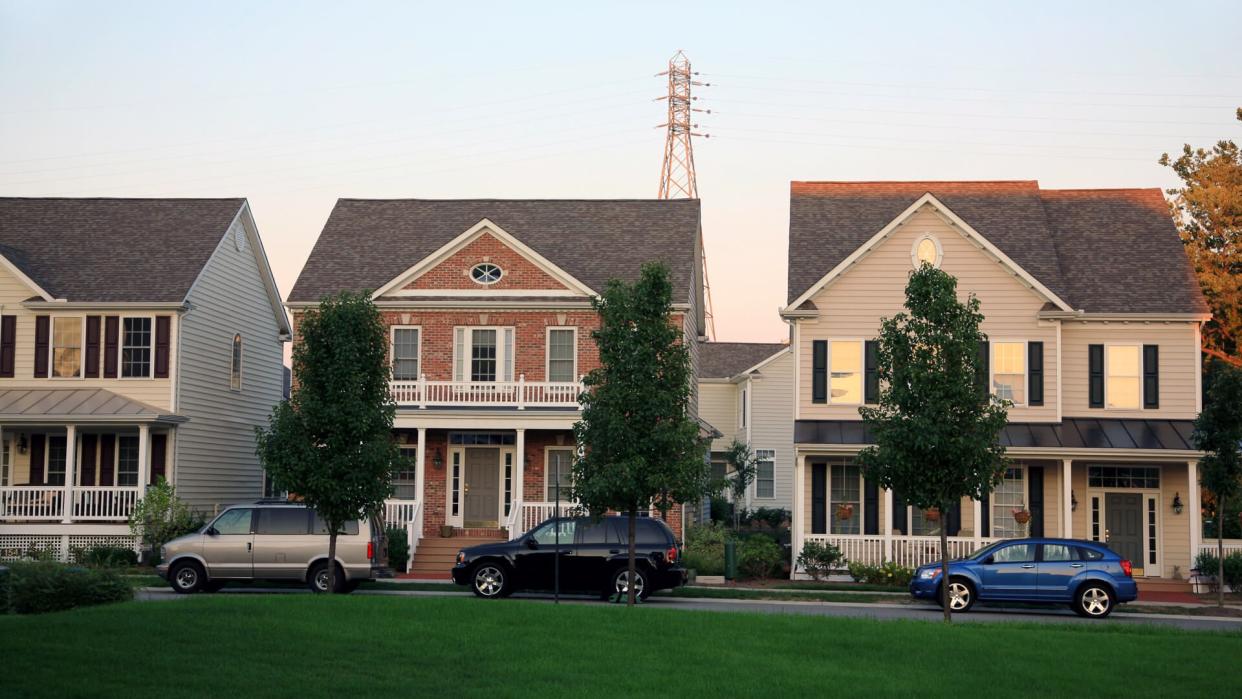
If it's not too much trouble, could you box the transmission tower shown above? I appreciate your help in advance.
[656,50,716,339]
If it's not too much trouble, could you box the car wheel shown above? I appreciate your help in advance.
[610,567,649,601]
[308,561,347,594]
[169,560,205,594]
[936,578,975,613]
[471,563,510,599]
[1074,584,1114,618]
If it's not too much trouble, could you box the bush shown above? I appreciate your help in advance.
[797,540,845,581]
[4,561,132,614]
[129,478,207,563]
[683,523,729,575]
[709,497,731,524]
[743,507,789,529]
[847,561,914,587]
[1194,550,1242,591]
[737,534,783,580]
[70,545,138,568]
[0,566,9,614]
[386,526,410,573]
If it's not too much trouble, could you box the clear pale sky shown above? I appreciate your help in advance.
[2,1,1239,342]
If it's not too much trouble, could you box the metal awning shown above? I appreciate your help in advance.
[795,418,1197,451]
[0,388,187,424]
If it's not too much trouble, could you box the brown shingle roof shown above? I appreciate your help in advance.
[699,342,787,379]
[0,198,244,302]
[288,199,701,303]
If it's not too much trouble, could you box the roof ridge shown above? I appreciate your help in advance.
[792,179,1038,185]
[335,197,699,203]
[0,196,245,201]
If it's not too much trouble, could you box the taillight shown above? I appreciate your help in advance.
[367,541,374,561]
[666,546,678,564]
[1120,559,1132,577]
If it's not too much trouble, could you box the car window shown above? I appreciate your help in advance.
[1077,547,1104,561]
[311,513,359,536]
[637,520,668,544]
[991,543,1035,563]
[576,519,612,545]
[1042,544,1077,562]
[530,519,575,545]
[212,508,253,535]
[256,508,309,535]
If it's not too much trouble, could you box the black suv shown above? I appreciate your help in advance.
[451,516,686,599]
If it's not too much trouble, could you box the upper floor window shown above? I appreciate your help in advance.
[121,317,152,378]
[755,449,775,499]
[470,263,503,285]
[1106,345,1141,409]
[471,329,497,381]
[391,327,420,381]
[546,328,576,382]
[911,234,942,268]
[830,341,862,404]
[454,327,514,383]
[51,317,83,378]
[230,334,243,390]
[992,342,1026,405]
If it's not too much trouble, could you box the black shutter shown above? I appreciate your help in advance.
[812,341,827,404]
[98,435,115,487]
[103,316,119,378]
[1143,345,1159,409]
[29,434,45,485]
[154,316,171,378]
[84,315,101,378]
[946,501,962,537]
[975,340,990,400]
[33,315,49,378]
[0,315,15,377]
[892,490,907,535]
[864,340,879,404]
[1028,466,1045,537]
[811,463,826,534]
[150,433,167,483]
[1088,344,1104,408]
[980,492,990,537]
[80,434,98,487]
[1028,341,1044,406]
[864,478,878,535]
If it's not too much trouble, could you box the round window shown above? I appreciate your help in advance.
[470,263,503,285]
[911,235,942,268]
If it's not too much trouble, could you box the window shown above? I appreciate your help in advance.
[391,327,420,381]
[311,513,359,535]
[829,341,863,404]
[830,463,861,534]
[211,508,254,535]
[547,328,576,382]
[1087,466,1160,489]
[256,508,310,535]
[992,342,1026,405]
[470,263,503,285]
[992,543,1035,563]
[1106,345,1141,409]
[911,235,942,268]
[392,446,418,499]
[991,467,1026,538]
[117,436,139,486]
[530,518,576,546]
[471,329,497,382]
[230,334,243,390]
[450,450,461,517]
[1043,544,1077,562]
[546,449,574,501]
[51,317,83,378]
[121,317,152,378]
[910,507,941,536]
[1079,547,1104,561]
[710,456,728,483]
[455,327,512,383]
[46,436,67,486]
[1,438,8,486]
[577,520,614,545]
[755,449,775,499]
[740,387,748,428]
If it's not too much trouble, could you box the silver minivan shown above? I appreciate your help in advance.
[157,501,388,594]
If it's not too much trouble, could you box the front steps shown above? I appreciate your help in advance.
[407,532,506,580]
[1136,578,1193,594]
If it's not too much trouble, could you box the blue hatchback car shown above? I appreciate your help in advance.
[909,538,1138,618]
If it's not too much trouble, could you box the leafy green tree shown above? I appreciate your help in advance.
[722,439,758,530]
[1160,108,1242,367]
[256,291,400,593]
[857,265,1010,622]
[572,262,711,605]
[129,477,206,563]
[1192,360,1242,606]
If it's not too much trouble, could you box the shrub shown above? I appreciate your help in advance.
[684,523,729,575]
[709,497,731,524]
[70,545,139,568]
[747,507,789,529]
[386,526,410,573]
[4,561,132,614]
[129,478,207,563]
[0,565,9,614]
[1194,550,1242,591]
[847,561,914,587]
[737,534,783,580]
[797,540,845,581]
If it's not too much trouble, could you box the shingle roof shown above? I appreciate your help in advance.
[786,181,1207,314]
[699,342,787,379]
[0,198,244,302]
[288,199,701,303]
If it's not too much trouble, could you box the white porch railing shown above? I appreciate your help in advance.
[1197,540,1242,561]
[504,500,523,540]
[72,487,140,521]
[383,499,420,529]
[511,501,582,539]
[390,374,583,409]
[1,486,141,522]
[0,487,64,521]
[804,534,999,568]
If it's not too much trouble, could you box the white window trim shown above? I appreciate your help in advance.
[910,233,943,269]
[117,314,155,380]
[544,447,576,503]
[990,339,1028,408]
[1087,485,1162,576]
[753,448,775,500]
[827,463,864,536]
[469,262,504,286]
[230,333,244,392]
[1103,342,1144,411]
[48,314,87,380]
[116,434,140,487]
[389,325,422,381]
[453,326,515,383]
[827,339,865,406]
[989,463,1029,538]
[544,326,577,383]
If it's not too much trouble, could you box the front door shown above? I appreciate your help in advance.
[463,448,500,527]
[1105,493,1143,573]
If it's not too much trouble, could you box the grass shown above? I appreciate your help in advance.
[665,586,901,604]
[2,596,1240,698]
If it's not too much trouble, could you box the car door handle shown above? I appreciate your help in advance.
[609,549,620,554]
[1070,563,1084,568]
[247,542,252,551]
[1020,564,1035,569]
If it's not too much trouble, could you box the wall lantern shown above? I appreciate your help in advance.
[432,448,444,470]
[1172,492,1184,516]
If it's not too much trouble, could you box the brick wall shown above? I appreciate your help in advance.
[404,232,568,291]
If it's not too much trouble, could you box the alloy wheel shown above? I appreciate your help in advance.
[175,566,199,591]
[1081,587,1111,616]
[614,570,645,597]
[947,582,971,610]
[314,569,330,592]
[474,566,504,597]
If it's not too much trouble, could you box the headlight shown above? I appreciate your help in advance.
[919,568,941,580]
[455,551,465,565]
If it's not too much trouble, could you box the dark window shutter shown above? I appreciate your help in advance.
[34,315,50,378]
[80,434,98,487]
[98,435,116,486]
[946,502,962,537]
[811,341,827,404]
[29,434,46,485]
[154,316,171,378]
[1028,341,1044,406]
[1143,345,1159,409]
[892,491,907,535]
[863,478,879,535]
[1028,466,1045,537]
[0,315,15,377]
[980,492,990,537]
[975,340,990,400]
[811,463,826,534]
[864,340,879,404]
[1088,344,1104,408]
[103,316,119,378]
[84,315,101,378]
[150,433,167,483]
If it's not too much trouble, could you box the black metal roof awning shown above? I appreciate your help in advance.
[795,418,1196,451]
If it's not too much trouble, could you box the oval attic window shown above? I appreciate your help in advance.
[470,263,503,285]
[912,235,942,268]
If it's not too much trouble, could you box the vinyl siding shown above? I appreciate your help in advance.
[697,382,737,452]
[1061,322,1198,419]
[747,352,794,511]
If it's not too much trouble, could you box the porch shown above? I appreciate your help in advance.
[390,375,584,409]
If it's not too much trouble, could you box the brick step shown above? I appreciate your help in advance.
[1136,578,1193,593]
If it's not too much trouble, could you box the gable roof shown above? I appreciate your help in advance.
[288,199,701,303]
[0,197,246,303]
[699,342,787,379]
[785,181,1207,315]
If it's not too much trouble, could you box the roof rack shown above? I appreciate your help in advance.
[252,497,302,505]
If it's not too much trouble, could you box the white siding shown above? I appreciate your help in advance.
[747,352,794,512]
[697,382,737,452]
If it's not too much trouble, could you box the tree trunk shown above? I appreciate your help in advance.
[1219,529,1225,608]
[327,531,338,595]
[627,509,638,607]
[940,524,951,623]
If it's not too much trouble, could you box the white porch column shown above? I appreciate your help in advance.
[791,454,805,578]
[414,427,427,502]
[972,498,982,548]
[1062,459,1073,539]
[883,487,894,562]
[61,425,77,523]
[1188,460,1200,563]
[514,428,526,510]
[137,424,150,492]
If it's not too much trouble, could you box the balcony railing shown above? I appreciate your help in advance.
[390,375,583,409]
[0,486,141,522]
[802,534,1000,569]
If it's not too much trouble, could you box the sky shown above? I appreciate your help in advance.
[2,1,1240,343]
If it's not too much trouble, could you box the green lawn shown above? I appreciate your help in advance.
[2,596,1239,698]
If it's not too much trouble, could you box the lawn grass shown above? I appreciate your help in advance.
[664,586,900,604]
[2,596,1239,698]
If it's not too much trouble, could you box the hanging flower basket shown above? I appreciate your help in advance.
[924,507,941,522]
[1012,508,1031,525]
[836,503,855,521]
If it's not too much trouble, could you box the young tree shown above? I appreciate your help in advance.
[1192,360,1242,607]
[572,262,711,606]
[256,291,400,594]
[1160,108,1242,367]
[722,439,758,531]
[856,265,1010,622]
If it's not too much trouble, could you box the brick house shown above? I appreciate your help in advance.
[287,199,704,576]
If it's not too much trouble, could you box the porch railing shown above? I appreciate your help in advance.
[803,534,999,569]
[1197,540,1242,560]
[72,487,140,521]
[511,501,582,539]
[1,486,141,522]
[390,374,583,409]
[0,487,64,521]
[383,499,420,529]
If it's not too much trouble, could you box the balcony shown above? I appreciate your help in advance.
[390,375,584,409]
[0,485,141,523]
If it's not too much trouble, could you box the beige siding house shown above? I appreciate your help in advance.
[0,198,290,560]
[782,182,1208,587]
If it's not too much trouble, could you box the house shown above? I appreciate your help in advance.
[782,181,1208,586]
[697,342,793,517]
[287,198,704,577]
[0,198,291,560]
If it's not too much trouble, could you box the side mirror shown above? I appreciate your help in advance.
[982,556,994,565]
[525,538,539,550]
[205,526,218,536]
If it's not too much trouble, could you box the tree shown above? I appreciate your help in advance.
[1192,360,1242,607]
[856,264,1010,622]
[1160,108,1242,367]
[722,439,758,531]
[129,477,206,563]
[572,262,712,606]
[256,291,400,593]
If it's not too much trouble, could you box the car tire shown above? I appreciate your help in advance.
[169,560,206,594]
[308,561,348,594]
[936,578,975,613]
[1073,583,1114,618]
[608,567,650,601]
[470,562,512,599]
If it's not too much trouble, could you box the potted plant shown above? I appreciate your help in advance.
[1012,506,1031,525]
[924,507,940,522]
[439,524,455,538]
[836,503,855,521]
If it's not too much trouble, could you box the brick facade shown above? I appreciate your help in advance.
[403,232,569,292]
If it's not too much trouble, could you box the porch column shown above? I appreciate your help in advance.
[1062,459,1073,539]
[791,454,805,578]
[1188,460,1200,564]
[61,425,77,523]
[883,488,894,562]
[972,498,982,548]
[137,424,150,492]
[414,427,427,503]
[514,428,526,509]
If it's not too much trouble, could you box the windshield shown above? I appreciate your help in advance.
[964,540,1007,561]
